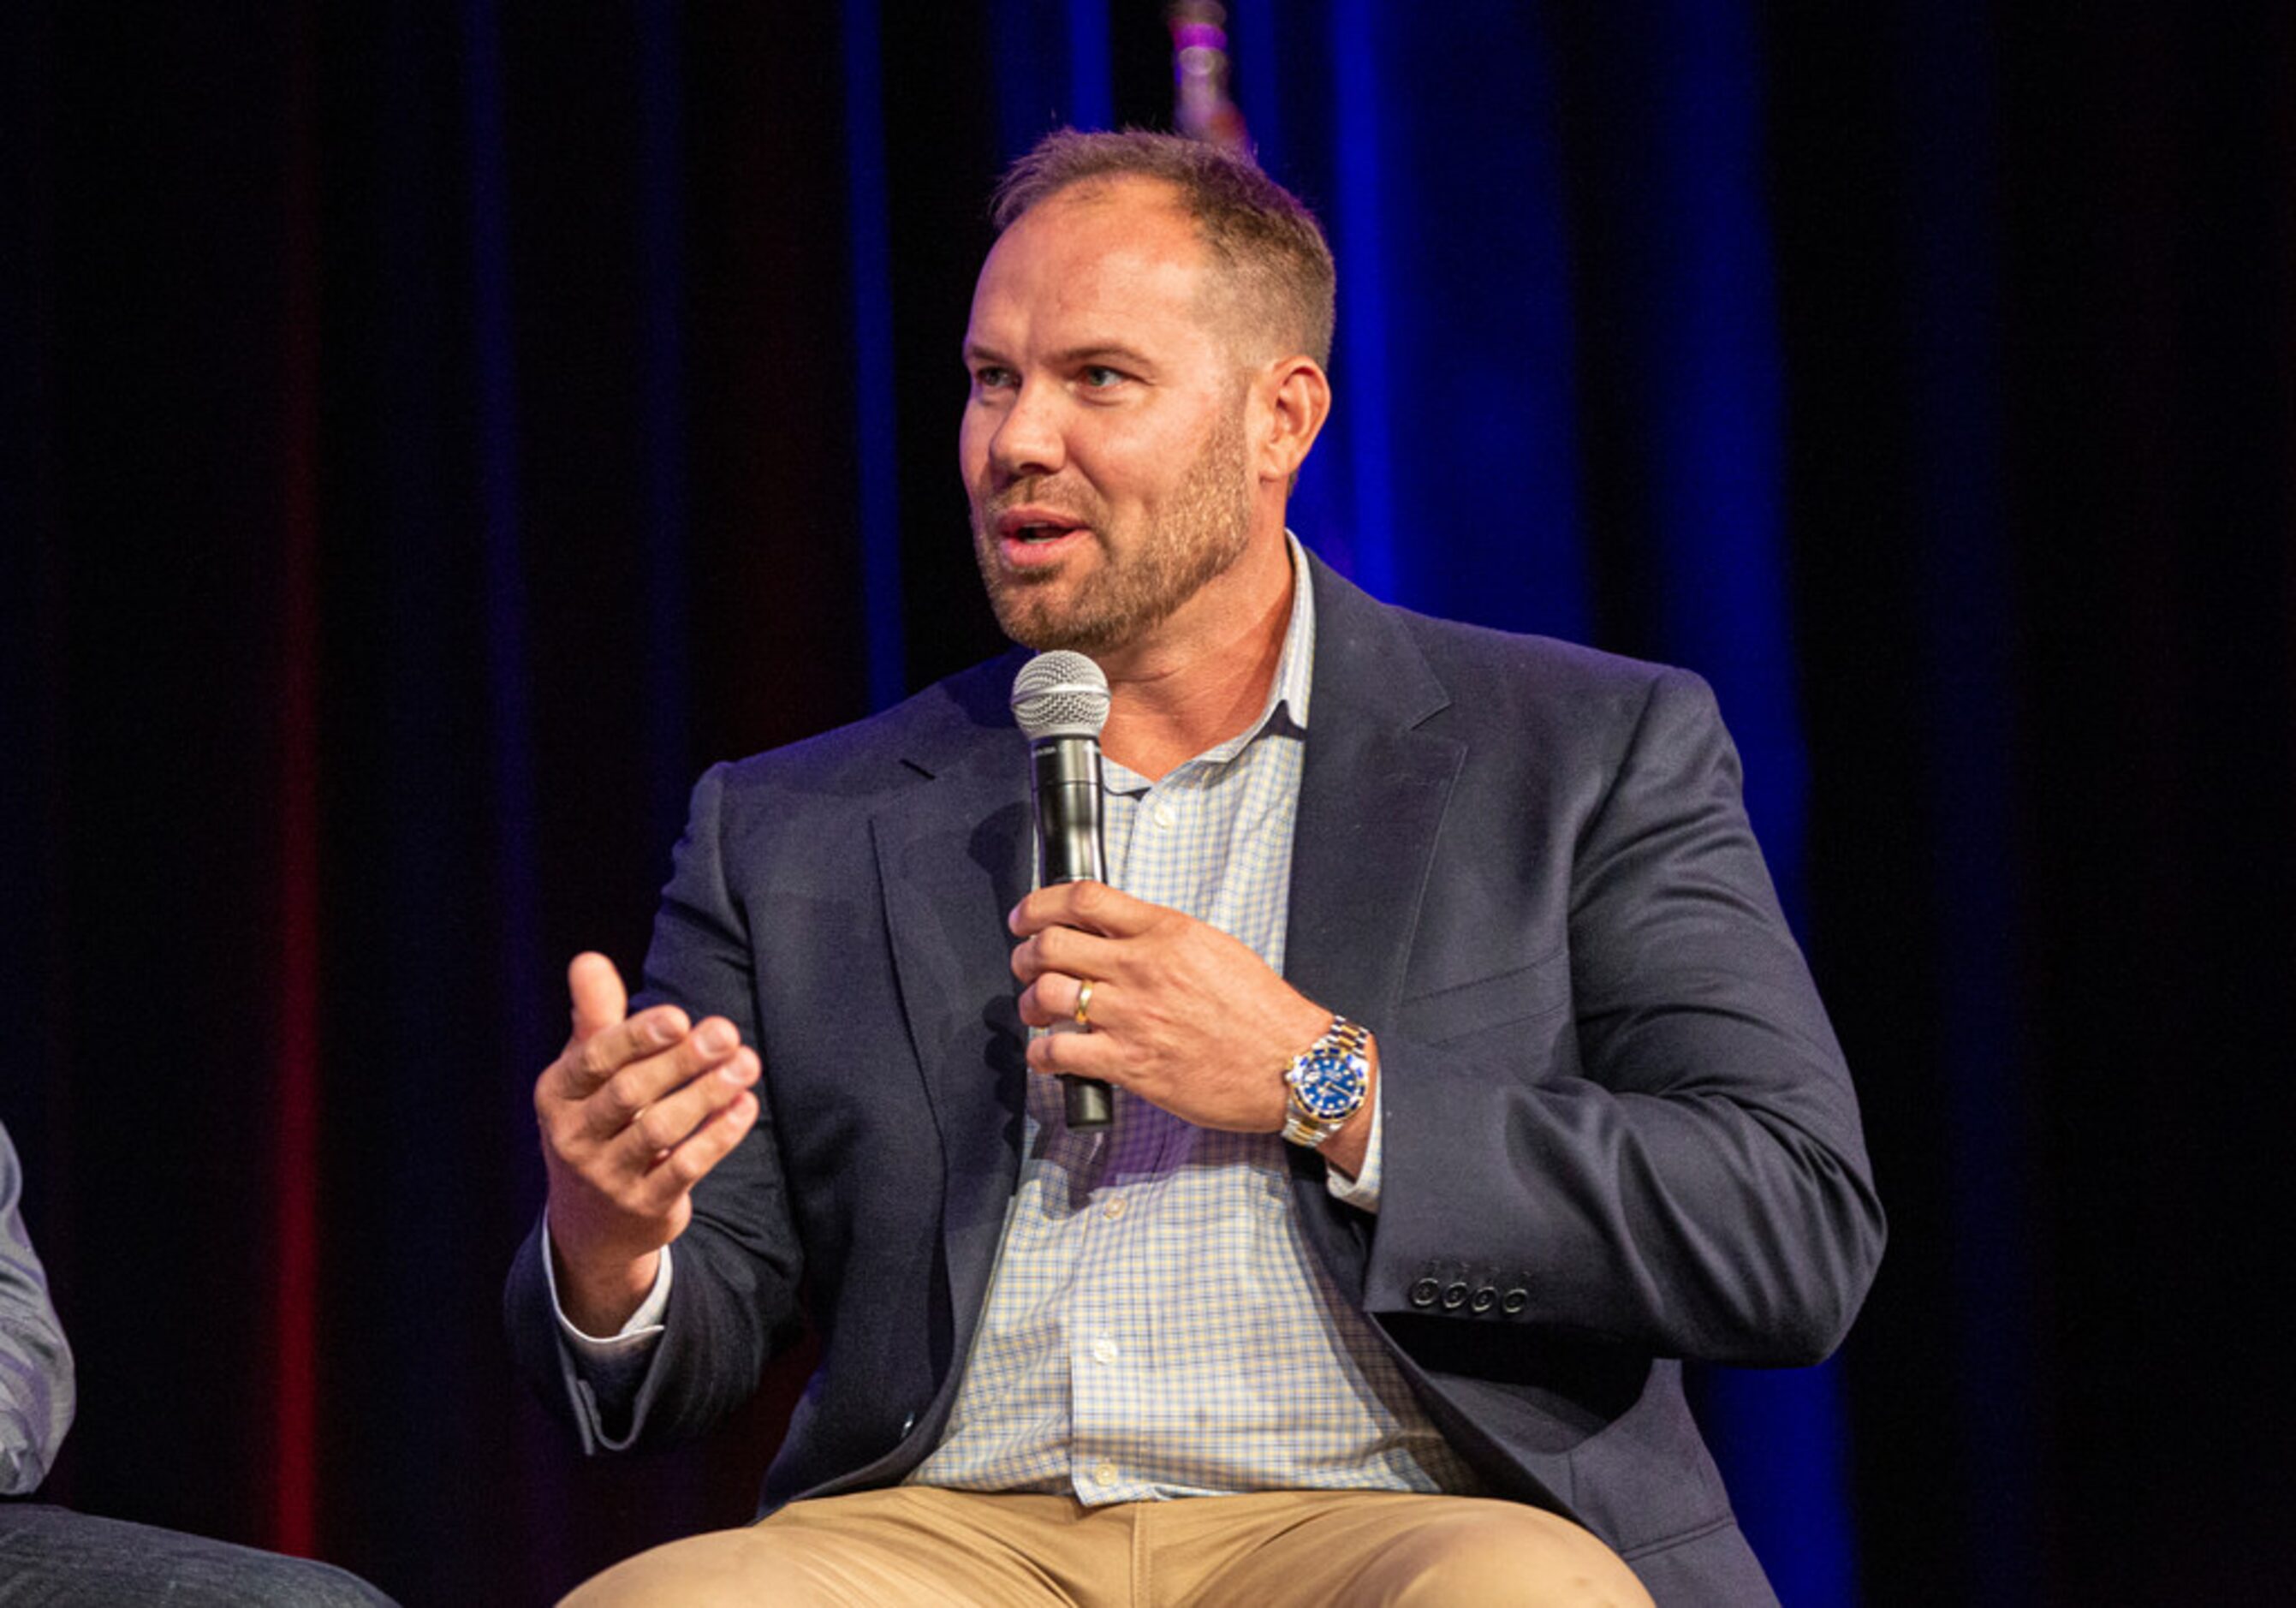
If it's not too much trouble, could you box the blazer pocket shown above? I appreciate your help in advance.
[1392,950,1571,1048]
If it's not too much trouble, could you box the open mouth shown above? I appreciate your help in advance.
[993,509,1091,565]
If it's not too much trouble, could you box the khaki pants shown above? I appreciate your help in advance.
[562,1486,1653,1607]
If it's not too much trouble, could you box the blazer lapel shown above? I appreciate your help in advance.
[869,677,1035,1337]
[1282,556,1466,1294]
[1284,554,1464,1032]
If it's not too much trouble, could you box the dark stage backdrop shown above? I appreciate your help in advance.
[3,4,2290,1605]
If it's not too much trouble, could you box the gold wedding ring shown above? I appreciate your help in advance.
[1073,978,1097,1029]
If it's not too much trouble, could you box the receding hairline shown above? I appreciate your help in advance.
[989,128,1336,372]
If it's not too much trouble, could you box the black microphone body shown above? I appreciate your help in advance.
[1011,650,1117,1133]
[1029,733,1115,1130]
[1032,736,1108,887]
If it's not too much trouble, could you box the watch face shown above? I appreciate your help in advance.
[1292,1049,1366,1119]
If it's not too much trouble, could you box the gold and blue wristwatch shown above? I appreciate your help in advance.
[1281,1016,1372,1148]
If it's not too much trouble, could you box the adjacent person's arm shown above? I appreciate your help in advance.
[1,1120,74,1495]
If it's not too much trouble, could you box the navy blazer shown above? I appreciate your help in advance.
[508,552,1884,1605]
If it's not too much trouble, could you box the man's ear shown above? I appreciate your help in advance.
[1252,355,1332,485]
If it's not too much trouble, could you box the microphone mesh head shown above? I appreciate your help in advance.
[1011,651,1110,740]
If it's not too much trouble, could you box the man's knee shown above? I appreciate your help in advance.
[1355,1506,1653,1608]
[559,1530,765,1608]
[561,1524,904,1608]
[560,1491,1070,1608]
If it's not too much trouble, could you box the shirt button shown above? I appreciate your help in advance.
[1103,1196,1127,1219]
[1151,801,1176,828]
[1093,1462,1118,1486]
[1091,1336,1119,1365]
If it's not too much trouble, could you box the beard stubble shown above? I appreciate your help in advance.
[971,409,1254,658]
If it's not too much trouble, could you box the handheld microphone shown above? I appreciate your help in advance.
[1011,650,1115,1132]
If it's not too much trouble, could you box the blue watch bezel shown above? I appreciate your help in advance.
[1285,1019,1371,1140]
[1290,1046,1368,1118]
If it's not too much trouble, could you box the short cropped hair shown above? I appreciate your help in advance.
[992,128,1336,371]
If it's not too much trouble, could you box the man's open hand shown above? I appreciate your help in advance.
[533,953,758,1333]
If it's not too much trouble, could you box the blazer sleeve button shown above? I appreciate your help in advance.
[1440,1282,1470,1310]
[1469,1285,1496,1314]
[1501,1287,1529,1315]
[1408,1277,1442,1308]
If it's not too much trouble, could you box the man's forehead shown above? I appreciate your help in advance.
[971,184,1215,331]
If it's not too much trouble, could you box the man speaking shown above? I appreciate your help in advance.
[507,129,1883,1606]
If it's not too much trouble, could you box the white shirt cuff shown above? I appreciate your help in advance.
[1322,1088,1383,1213]
[541,1224,673,1356]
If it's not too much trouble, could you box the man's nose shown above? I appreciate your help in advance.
[988,382,1066,479]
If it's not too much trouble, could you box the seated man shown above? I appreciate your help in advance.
[0,1117,397,1607]
[509,129,1883,1606]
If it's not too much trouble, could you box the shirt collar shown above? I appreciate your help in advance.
[1095,533,1315,785]
[1268,530,1316,733]
[1179,532,1314,768]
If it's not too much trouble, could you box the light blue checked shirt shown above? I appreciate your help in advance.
[908,539,1476,1503]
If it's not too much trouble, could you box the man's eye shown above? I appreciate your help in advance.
[1081,366,1126,389]
[973,366,1016,392]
